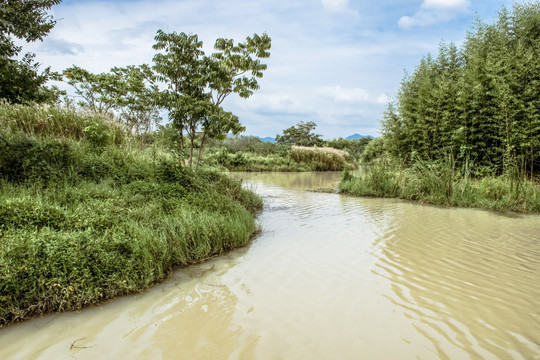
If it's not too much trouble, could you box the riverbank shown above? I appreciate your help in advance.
[339,163,540,213]
[0,104,262,327]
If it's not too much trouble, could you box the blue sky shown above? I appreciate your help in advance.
[28,0,518,139]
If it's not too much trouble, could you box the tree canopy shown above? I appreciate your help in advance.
[275,121,323,147]
[0,0,62,104]
[63,64,161,134]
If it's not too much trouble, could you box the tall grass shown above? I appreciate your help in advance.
[339,159,540,213]
[0,104,262,326]
[290,146,353,171]
[0,102,125,143]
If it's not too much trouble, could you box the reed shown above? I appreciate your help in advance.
[290,146,352,171]
[339,160,540,213]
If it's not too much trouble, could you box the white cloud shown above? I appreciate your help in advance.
[320,0,359,16]
[398,0,471,28]
[319,86,370,103]
[321,0,349,13]
[422,0,470,10]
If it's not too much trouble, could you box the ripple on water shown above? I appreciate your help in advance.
[371,205,540,359]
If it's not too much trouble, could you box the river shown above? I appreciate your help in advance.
[0,172,539,359]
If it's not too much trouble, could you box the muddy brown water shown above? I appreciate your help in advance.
[0,172,539,359]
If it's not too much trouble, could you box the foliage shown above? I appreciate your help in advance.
[0,0,61,58]
[0,0,62,104]
[201,134,357,172]
[324,137,372,159]
[275,121,323,146]
[360,137,386,163]
[207,135,285,156]
[0,103,262,326]
[0,102,126,143]
[63,65,122,116]
[340,159,540,213]
[152,30,271,170]
[111,65,161,135]
[380,3,540,179]
[62,65,161,134]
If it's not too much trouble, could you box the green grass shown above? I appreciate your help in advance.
[339,160,540,213]
[0,104,262,326]
[203,143,355,172]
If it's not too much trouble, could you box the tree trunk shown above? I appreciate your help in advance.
[179,126,186,167]
[195,134,207,171]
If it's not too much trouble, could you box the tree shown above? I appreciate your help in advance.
[63,65,121,116]
[379,2,540,178]
[111,64,161,135]
[0,0,62,103]
[63,65,162,134]
[275,121,323,147]
[152,29,271,170]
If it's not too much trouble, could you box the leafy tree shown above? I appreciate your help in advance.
[111,65,161,135]
[152,30,271,170]
[63,65,161,134]
[275,121,323,147]
[0,0,62,103]
[63,65,121,116]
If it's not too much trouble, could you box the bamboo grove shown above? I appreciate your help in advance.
[381,3,540,179]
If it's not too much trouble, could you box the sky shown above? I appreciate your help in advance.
[24,0,519,139]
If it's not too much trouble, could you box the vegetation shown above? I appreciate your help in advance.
[0,103,262,326]
[340,160,540,213]
[201,135,357,172]
[152,30,271,170]
[382,3,540,178]
[324,137,372,160]
[0,0,62,104]
[275,121,323,146]
[63,64,162,135]
[341,3,540,213]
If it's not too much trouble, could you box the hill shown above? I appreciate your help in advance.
[255,136,275,143]
[345,133,374,140]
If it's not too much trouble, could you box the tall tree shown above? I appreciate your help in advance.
[380,3,540,178]
[0,0,62,103]
[152,30,271,170]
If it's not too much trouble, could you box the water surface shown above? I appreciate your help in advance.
[0,172,538,359]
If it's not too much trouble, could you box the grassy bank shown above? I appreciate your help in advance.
[202,136,356,171]
[339,160,540,213]
[0,103,262,327]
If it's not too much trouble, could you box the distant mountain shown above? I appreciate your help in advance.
[255,136,276,143]
[345,133,374,140]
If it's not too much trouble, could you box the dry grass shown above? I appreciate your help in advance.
[292,146,349,157]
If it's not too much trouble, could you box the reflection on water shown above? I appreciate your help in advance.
[231,171,343,191]
[0,172,539,359]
